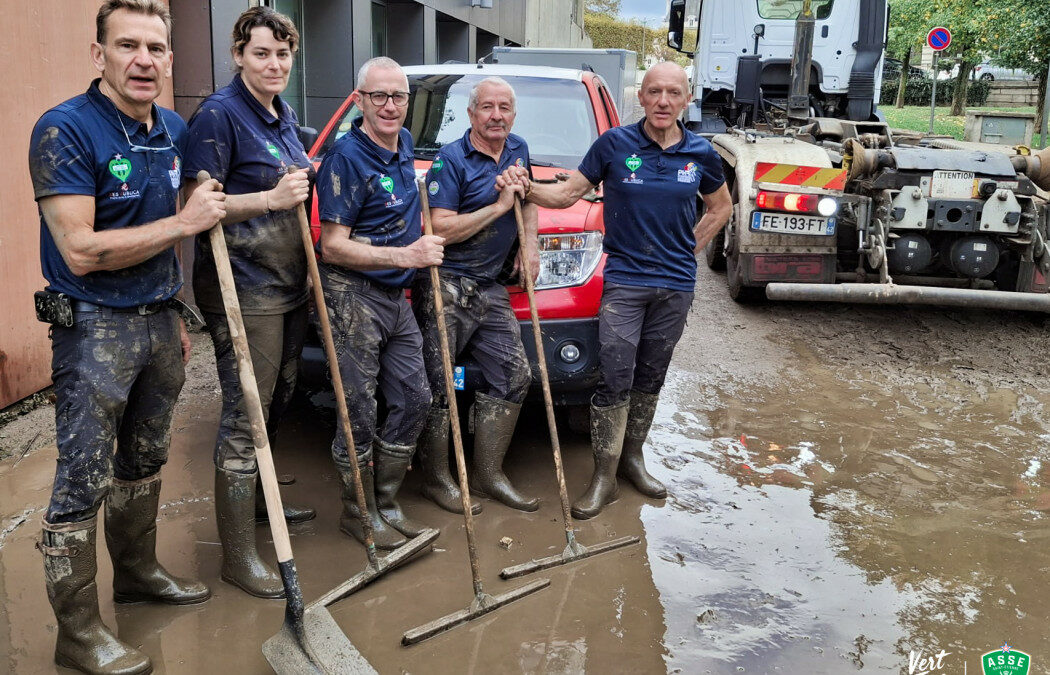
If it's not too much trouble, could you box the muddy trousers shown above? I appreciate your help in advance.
[320,268,431,469]
[593,282,693,407]
[203,303,309,473]
[46,307,185,524]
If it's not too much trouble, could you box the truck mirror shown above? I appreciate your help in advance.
[667,0,701,55]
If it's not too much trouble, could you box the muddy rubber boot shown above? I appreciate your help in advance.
[339,460,407,550]
[419,407,481,515]
[253,475,316,525]
[40,518,154,675]
[571,399,630,520]
[617,391,668,499]
[374,438,431,537]
[104,475,211,605]
[469,393,539,512]
[214,469,284,599]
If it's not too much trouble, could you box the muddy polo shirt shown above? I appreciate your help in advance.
[424,130,530,283]
[183,74,311,316]
[578,118,725,292]
[28,79,186,307]
[315,118,420,289]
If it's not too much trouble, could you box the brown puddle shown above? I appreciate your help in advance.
[1,361,1048,673]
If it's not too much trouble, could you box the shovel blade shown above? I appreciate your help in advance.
[499,535,641,579]
[401,578,550,646]
[262,605,377,675]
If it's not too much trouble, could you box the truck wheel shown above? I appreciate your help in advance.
[726,251,764,303]
[705,228,727,271]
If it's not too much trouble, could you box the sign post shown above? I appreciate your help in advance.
[926,27,952,135]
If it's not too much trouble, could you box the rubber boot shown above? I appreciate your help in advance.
[469,393,539,512]
[617,391,668,499]
[104,475,211,605]
[571,398,629,520]
[374,438,430,537]
[419,407,481,515]
[40,518,153,675]
[253,475,316,525]
[215,469,284,599]
[338,458,407,550]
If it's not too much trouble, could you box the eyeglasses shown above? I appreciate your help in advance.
[359,90,410,107]
[114,103,175,153]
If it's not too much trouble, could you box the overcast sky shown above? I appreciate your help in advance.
[618,0,667,22]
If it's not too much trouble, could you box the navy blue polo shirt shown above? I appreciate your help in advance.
[316,118,420,289]
[183,74,312,316]
[578,119,725,292]
[28,79,187,307]
[424,130,530,283]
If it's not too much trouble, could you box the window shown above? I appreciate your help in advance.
[756,0,834,20]
[269,0,305,120]
[371,2,387,58]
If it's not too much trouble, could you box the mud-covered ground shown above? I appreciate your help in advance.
[2,264,1049,673]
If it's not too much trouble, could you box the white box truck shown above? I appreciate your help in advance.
[491,47,637,119]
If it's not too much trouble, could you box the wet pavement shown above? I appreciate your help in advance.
[2,280,1050,672]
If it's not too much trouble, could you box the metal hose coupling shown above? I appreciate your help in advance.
[1011,146,1050,191]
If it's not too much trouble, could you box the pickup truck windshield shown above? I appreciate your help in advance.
[317,74,599,169]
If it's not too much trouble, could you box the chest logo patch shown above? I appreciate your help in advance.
[266,142,281,160]
[515,157,525,168]
[678,162,698,183]
[432,157,444,172]
[625,154,643,172]
[380,176,395,194]
[108,155,132,182]
[168,156,181,189]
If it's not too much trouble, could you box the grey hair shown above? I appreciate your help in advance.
[467,77,516,112]
[356,56,404,91]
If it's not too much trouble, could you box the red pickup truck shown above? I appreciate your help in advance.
[301,63,621,412]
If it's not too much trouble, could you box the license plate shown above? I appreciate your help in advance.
[930,170,976,199]
[750,211,836,236]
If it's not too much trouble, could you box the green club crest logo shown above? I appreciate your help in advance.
[379,176,395,194]
[432,157,444,172]
[625,154,642,172]
[108,155,132,182]
[982,645,1031,675]
[266,142,281,160]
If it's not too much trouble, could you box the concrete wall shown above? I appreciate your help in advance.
[1,3,176,409]
[524,0,590,49]
[985,81,1042,108]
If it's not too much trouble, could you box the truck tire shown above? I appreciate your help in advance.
[726,250,764,303]
[705,228,727,271]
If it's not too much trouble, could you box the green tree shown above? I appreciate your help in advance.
[586,0,621,16]
[886,0,933,108]
[926,0,986,116]
[990,0,1050,136]
[585,12,661,66]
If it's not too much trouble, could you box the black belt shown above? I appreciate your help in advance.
[72,299,174,315]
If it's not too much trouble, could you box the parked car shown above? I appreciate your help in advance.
[972,59,1035,82]
[882,57,927,81]
[300,64,622,410]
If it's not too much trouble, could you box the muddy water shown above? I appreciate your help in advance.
[2,346,1048,673]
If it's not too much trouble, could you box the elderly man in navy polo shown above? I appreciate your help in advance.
[499,62,733,520]
[27,1,224,672]
[413,76,539,514]
[315,56,444,550]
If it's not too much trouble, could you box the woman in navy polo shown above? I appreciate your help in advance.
[182,7,314,599]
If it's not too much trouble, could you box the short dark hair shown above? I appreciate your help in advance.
[231,6,300,70]
[96,0,172,45]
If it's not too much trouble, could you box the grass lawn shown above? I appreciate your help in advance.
[881,105,1039,143]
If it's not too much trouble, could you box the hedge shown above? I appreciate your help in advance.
[879,77,991,107]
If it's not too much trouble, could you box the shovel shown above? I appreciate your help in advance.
[197,171,374,674]
[289,199,438,613]
[401,179,550,646]
[499,199,639,580]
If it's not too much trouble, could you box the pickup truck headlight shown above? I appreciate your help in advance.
[535,232,603,290]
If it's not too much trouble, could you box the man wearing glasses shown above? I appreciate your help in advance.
[315,57,444,549]
[27,1,224,673]
[413,77,539,514]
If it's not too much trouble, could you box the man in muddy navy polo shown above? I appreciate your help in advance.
[315,57,444,550]
[412,76,538,515]
[27,2,223,672]
[503,62,733,521]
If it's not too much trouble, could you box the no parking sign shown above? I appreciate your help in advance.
[927,27,951,52]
